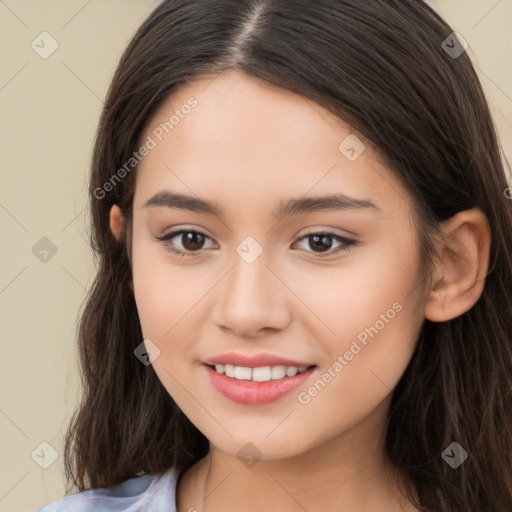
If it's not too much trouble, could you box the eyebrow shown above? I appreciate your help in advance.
[143,190,379,218]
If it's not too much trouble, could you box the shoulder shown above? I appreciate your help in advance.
[34,467,178,512]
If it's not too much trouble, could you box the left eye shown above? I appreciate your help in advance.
[156,230,356,258]
[293,232,356,257]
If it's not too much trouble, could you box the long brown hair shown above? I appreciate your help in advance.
[63,1,512,510]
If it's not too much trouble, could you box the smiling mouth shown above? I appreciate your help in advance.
[205,363,316,382]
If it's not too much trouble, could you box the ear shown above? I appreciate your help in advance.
[109,204,124,242]
[109,204,134,293]
[424,207,491,322]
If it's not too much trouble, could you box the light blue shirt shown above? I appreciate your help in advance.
[35,467,178,511]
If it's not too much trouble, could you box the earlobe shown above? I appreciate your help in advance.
[109,204,124,242]
[424,208,491,322]
[109,204,134,293]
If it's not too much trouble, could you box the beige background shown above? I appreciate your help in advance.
[0,1,510,510]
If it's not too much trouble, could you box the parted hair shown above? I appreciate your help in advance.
[63,1,512,510]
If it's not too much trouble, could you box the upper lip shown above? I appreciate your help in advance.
[203,352,315,368]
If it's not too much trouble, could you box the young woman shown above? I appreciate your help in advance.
[36,1,512,511]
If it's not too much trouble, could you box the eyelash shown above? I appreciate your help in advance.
[155,229,356,259]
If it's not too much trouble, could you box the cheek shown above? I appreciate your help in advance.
[291,234,419,342]
[131,250,209,400]
[129,227,218,415]
[293,238,422,407]
[131,233,210,339]
[293,294,419,443]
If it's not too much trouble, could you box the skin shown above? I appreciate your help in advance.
[109,70,491,512]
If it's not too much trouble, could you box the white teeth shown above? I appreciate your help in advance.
[271,365,286,379]
[253,366,272,382]
[234,366,252,380]
[211,364,311,381]
[286,366,298,377]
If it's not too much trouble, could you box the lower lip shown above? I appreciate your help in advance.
[203,364,316,405]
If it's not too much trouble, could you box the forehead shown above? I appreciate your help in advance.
[133,70,410,218]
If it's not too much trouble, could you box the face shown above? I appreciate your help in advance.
[127,69,428,461]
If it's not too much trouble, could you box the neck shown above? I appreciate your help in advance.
[176,397,419,512]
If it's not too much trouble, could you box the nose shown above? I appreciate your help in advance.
[213,251,292,338]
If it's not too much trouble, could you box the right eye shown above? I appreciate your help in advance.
[155,229,216,257]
